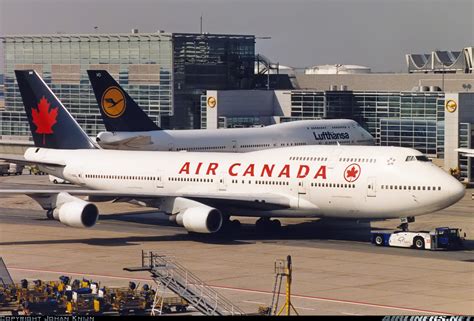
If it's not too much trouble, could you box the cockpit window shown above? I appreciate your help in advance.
[415,155,431,162]
[406,155,431,162]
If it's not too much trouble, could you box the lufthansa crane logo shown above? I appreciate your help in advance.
[445,100,457,113]
[207,96,217,108]
[344,163,361,183]
[101,86,126,118]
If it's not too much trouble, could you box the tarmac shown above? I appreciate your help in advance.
[0,174,473,315]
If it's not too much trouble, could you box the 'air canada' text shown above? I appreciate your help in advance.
[178,162,327,179]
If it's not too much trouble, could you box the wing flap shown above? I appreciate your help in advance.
[0,189,293,209]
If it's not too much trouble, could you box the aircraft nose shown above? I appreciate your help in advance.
[446,178,465,204]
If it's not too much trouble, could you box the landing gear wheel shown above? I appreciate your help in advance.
[271,219,281,231]
[374,235,384,246]
[255,217,269,232]
[256,218,281,233]
[270,220,281,229]
[215,216,240,237]
[414,237,425,250]
[230,219,241,231]
[46,209,54,220]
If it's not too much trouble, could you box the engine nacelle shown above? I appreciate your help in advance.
[52,192,99,228]
[175,207,223,234]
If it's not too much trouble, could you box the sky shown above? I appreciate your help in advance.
[0,0,473,73]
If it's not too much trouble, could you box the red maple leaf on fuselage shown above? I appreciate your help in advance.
[32,96,58,144]
[346,166,358,178]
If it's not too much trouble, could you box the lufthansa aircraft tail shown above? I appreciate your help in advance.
[87,70,161,132]
[15,70,96,150]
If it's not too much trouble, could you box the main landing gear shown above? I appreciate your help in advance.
[397,217,415,232]
[255,217,281,233]
[220,216,241,233]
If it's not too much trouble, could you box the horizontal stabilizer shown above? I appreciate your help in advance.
[0,153,65,167]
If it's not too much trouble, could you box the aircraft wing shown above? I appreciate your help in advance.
[0,154,66,167]
[98,135,153,149]
[0,189,295,210]
[456,148,474,157]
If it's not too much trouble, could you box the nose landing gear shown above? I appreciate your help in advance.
[397,217,415,231]
[46,209,54,220]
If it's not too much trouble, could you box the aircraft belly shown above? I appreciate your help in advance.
[223,207,321,218]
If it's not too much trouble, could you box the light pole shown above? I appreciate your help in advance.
[256,36,272,90]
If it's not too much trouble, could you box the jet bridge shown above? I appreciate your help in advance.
[124,251,245,316]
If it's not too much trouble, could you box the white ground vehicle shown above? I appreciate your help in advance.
[371,227,465,250]
[49,175,70,184]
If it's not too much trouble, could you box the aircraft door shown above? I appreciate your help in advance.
[156,170,163,188]
[297,180,307,207]
[298,180,307,195]
[232,140,238,152]
[75,168,86,186]
[168,143,174,151]
[367,177,376,197]
[218,174,227,191]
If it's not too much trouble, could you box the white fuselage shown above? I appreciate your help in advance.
[26,145,465,220]
[96,119,374,151]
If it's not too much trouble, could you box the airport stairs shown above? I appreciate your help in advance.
[125,251,245,316]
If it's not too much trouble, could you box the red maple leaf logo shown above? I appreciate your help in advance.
[31,96,58,145]
[344,164,361,182]
[346,166,358,178]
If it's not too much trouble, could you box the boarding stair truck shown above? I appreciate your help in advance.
[371,227,465,250]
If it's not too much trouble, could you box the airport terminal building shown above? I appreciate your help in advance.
[0,31,255,142]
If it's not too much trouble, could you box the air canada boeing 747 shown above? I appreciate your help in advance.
[87,70,374,151]
[0,70,465,235]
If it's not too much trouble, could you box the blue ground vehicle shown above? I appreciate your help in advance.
[371,227,465,250]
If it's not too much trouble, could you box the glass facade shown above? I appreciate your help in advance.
[1,32,255,137]
[1,33,173,138]
[290,91,326,119]
[380,119,438,155]
[171,33,255,129]
[459,123,473,181]
[286,90,446,158]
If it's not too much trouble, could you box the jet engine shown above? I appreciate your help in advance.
[175,207,223,234]
[45,192,99,228]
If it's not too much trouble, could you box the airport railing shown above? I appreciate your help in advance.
[138,251,245,316]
